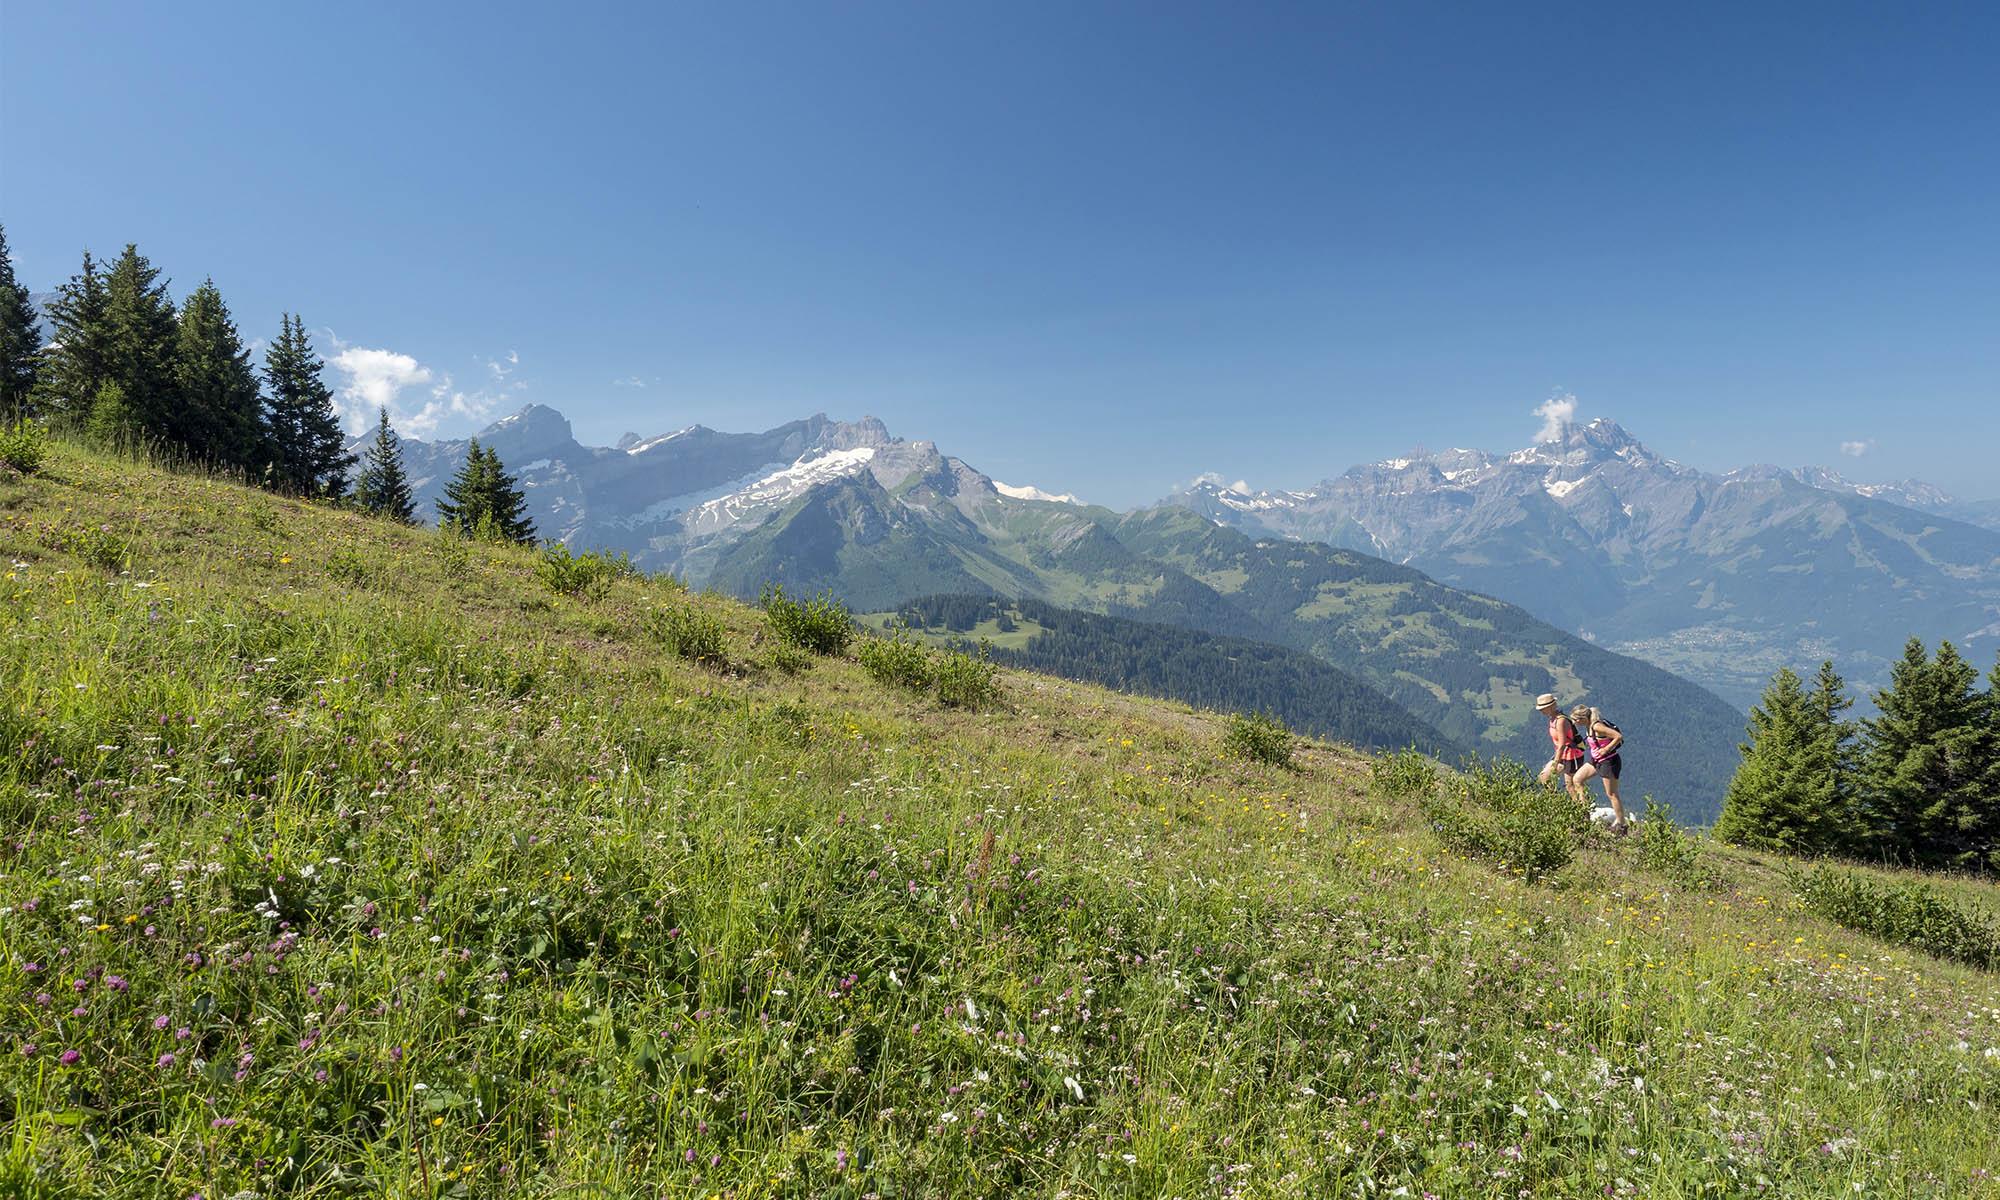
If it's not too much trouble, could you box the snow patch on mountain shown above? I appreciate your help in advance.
[994,482,1082,505]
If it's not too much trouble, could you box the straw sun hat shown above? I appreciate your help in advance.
[1534,693,1558,710]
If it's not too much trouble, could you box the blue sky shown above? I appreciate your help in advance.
[4,2,1995,506]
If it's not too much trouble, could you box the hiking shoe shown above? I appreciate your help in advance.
[1611,819,1631,837]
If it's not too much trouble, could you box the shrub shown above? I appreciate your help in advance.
[0,419,49,474]
[761,585,852,655]
[1223,711,1294,768]
[1790,863,1999,970]
[764,644,814,675]
[1371,748,1439,801]
[46,523,127,573]
[858,628,935,691]
[935,641,1001,709]
[1421,759,1585,882]
[536,542,619,600]
[646,603,728,666]
[326,548,371,587]
[1634,801,1719,890]
[432,526,473,581]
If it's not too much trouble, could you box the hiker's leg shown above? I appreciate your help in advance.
[1604,773,1626,826]
[1570,761,1595,804]
[1538,759,1558,786]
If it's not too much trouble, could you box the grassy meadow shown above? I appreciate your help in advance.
[2,441,1998,1198]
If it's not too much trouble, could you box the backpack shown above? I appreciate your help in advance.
[1587,718,1623,757]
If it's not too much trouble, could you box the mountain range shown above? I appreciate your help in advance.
[363,406,1752,816]
[1166,418,2000,708]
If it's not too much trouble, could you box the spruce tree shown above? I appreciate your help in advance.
[173,280,265,468]
[99,244,182,444]
[353,407,417,523]
[1860,639,1997,869]
[262,314,355,497]
[482,445,536,544]
[1714,666,1848,853]
[0,223,43,421]
[36,250,111,421]
[436,441,536,543]
[436,437,493,532]
[1807,659,1861,851]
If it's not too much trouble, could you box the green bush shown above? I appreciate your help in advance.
[432,525,473,581]
[46,523,127,573]
[1371,748,1439,801]
[764,644,814,675]
[1790,862,1999,970]
[1421,759,1585,882]
[858,628,935,691]
[1223,711,1294,768]
[646,603,729,666]
[1635,801,1719,890]
[761,584,853,655]
[0,419,49,473]
[536,542,620,600]
[326,547,371,587]
[935,641,1000,709]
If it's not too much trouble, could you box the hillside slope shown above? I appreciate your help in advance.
[2,445,1997,1198]
[881,594,1467,761]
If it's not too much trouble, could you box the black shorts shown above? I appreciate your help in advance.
[1593,754,1622,780]
[1557,756,1588,777]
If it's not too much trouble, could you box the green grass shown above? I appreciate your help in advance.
[1,440,1998,1197]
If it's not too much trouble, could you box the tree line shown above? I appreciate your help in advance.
[0,223,533,542]
[1716,639,2000,872]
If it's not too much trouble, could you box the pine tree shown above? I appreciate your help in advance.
[35,250,111,421]
[436,437,493,532]
[353,407,417,523]
[1860,639,1997,869]
[86,380,141,443]
[0,223,43,421]
[173,280,265,468]
[1806,659,1861,851]
[262,314,355,497]
[436,440,535,543]
[482,445,536,544]
[99,244,182,443]
[1714,666,1849,853]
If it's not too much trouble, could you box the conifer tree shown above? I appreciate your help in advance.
[1860,639,1997,869]
[436,440,536,543]
[36,250,111,421]
[436,437,493,532]
[0,223,43,420]
[99,244,182,442]
[173,280,265,468]
[85,380,141,443]
[262,314,354,497]
[1806,659,1861,851]
[1715,666,1848,853]
[482,445,536,544]
[353,407,417,523]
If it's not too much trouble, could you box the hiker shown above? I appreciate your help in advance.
[1534,692,1595,803]
[1572,703,1629,834]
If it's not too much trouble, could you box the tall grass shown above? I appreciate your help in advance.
[1,440,1997,1198]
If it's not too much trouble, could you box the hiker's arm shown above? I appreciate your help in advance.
[1594,722,1622,754]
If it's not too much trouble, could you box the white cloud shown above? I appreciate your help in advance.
[329,348,433,435]
[329,345,513,438]
[1840,439,1874,458]
[611,375,649,389]
[1533,392,1579,444]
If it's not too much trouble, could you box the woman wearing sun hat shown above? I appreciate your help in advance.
[1534,693,1595,802]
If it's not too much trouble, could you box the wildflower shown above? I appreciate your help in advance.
[158,1053,176,1068]
[154,1015,170,1030]
[59,1049,81,1066]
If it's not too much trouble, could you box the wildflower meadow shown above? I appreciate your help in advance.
[2,441,1997,1197]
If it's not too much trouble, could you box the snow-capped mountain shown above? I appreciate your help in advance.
[1163,419,2000,706]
